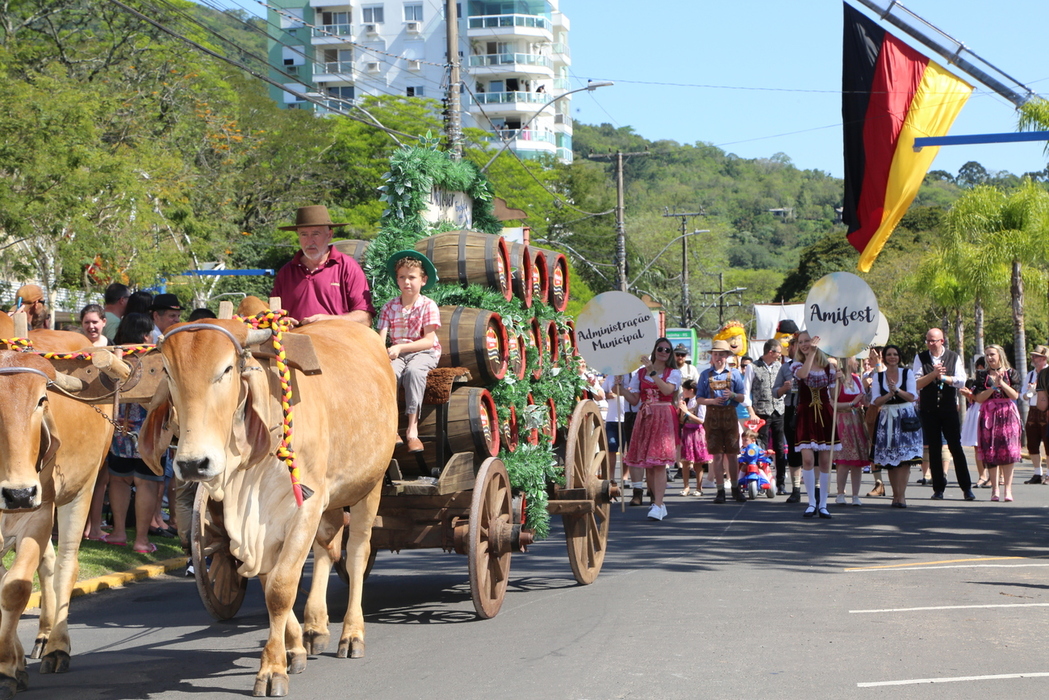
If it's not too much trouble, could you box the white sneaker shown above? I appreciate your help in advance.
[647,504,665,521]
[852,496,863,506]
[835,494,846,505]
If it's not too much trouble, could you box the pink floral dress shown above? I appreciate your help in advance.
[624,367,681,469]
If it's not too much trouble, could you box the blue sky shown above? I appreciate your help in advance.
[209,0,1049,179]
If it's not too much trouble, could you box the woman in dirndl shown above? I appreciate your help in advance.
[792,331,841,519]
[621,338,682,521]
[834,357,871,506]
[869,345,922,507]
[975,345,1022,502]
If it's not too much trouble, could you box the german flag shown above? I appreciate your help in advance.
[842,3,972,272]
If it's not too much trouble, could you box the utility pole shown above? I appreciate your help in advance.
[587,150,648,292]
[695,273,746,329]
[445,0,462,160]
[662,209,704,326]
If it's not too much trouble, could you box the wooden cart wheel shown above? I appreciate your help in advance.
[191,486,248,621]
[468,457,514,619]
[562,400,612,585]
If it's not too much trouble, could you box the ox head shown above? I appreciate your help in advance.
[143,321,273,485]
[0,352,68,511]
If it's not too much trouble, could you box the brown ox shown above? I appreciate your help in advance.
[0,331,113,698]
[141,318,396,697]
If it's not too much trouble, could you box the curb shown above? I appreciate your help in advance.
[27,556,189,610]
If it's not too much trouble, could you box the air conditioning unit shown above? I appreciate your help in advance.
[554,113,566,125]
[406,21,421,33]
[408,60,422,71]
[285,65,299,75]
[364,23,378,34]
[365,62,381,72]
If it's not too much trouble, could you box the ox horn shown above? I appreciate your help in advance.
[51,371,85,392]
[244,328,273,347]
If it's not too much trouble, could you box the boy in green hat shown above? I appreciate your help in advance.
[378,251,441,453]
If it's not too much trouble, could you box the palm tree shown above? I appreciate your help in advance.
[945,181,1049,405]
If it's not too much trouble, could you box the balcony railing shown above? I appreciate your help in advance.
[312,23,353,38]
[487,128,557,145]
[472,91,550,106]
[553,78,570,90]
[468,14,550,31]
[316,60,354,74]
[551,43,570,57]
[469,53,552,69]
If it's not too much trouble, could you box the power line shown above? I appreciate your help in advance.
[105,0,416,140]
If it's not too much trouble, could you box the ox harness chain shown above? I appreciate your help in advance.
[161,310,307,507]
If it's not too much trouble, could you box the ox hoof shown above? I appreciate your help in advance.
[15,671,27,693]
[286,650,307,675]
[302,630,329,656]
[253,672,289,697]
[39,650,70,675]
[29,635,47,660]
[0,673,21,699]
[337,637,365,659]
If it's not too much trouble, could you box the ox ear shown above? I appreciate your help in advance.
[38,403,61,472]
[236,360,274,467]
[140,394,174,477]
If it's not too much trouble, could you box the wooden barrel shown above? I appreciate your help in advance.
[563,320,578,357]
[437,306,508,385]
[507,333,527,381]
[416,231,512,300]
[528,316,543,380]
[542,397,557,445]
[331,239,370,265]
[532,246,569,312]
[531,249,549,306]
[524,393,539,446]
[500,404,519,453]
[545,319,560,366]
[507,241,533,308]
[397,386,500,471]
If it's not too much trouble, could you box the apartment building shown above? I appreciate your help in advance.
[266,1,573,162]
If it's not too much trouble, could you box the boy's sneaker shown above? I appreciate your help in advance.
[647,504,665,521]
[1025,474,1043,484]
[713,489,726,504]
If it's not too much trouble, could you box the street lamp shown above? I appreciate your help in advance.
[481,80,614,172]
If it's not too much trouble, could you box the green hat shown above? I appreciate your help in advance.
[386,250,438,292]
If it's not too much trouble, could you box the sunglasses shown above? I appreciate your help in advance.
[655,347,672,354]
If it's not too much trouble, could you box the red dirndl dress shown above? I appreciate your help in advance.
[624,368,679,469]
[792,362,841,452]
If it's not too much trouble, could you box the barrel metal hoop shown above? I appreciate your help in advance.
[456,233,468,285]
[449,305,465,370]
[473,309,488,385]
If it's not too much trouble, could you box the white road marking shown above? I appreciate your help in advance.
[850,603,1049,613]
[846,563,1049,572]
[859,672,1049,687]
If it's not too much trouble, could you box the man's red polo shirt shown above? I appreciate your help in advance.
[271,246,376,320]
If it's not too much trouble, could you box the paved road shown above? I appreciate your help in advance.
[17,465,1049,699]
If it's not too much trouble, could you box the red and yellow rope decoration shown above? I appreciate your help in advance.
[235,310,303,507]
[0,338,156,359]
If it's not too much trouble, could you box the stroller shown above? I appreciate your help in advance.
[738,419,776,500]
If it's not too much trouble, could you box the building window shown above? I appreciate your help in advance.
[326,86,355,100]
[404,4,422,21]
[279,8,304,29]
[406,86,424,97]
[362,6,385,23]
[322,11,351,25]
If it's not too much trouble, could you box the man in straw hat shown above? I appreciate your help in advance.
[1023,345,1049,483]
[271,205,376,325]
[696,339,748,503]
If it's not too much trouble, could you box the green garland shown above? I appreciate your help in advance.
[366,142,586,538]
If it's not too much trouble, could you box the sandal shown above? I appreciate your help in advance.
[133,542,158,554]
[100,534,126,546]
[680,488,690,497]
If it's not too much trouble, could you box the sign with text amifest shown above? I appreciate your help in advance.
[575,292,660,376]
[804,272,880,358]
